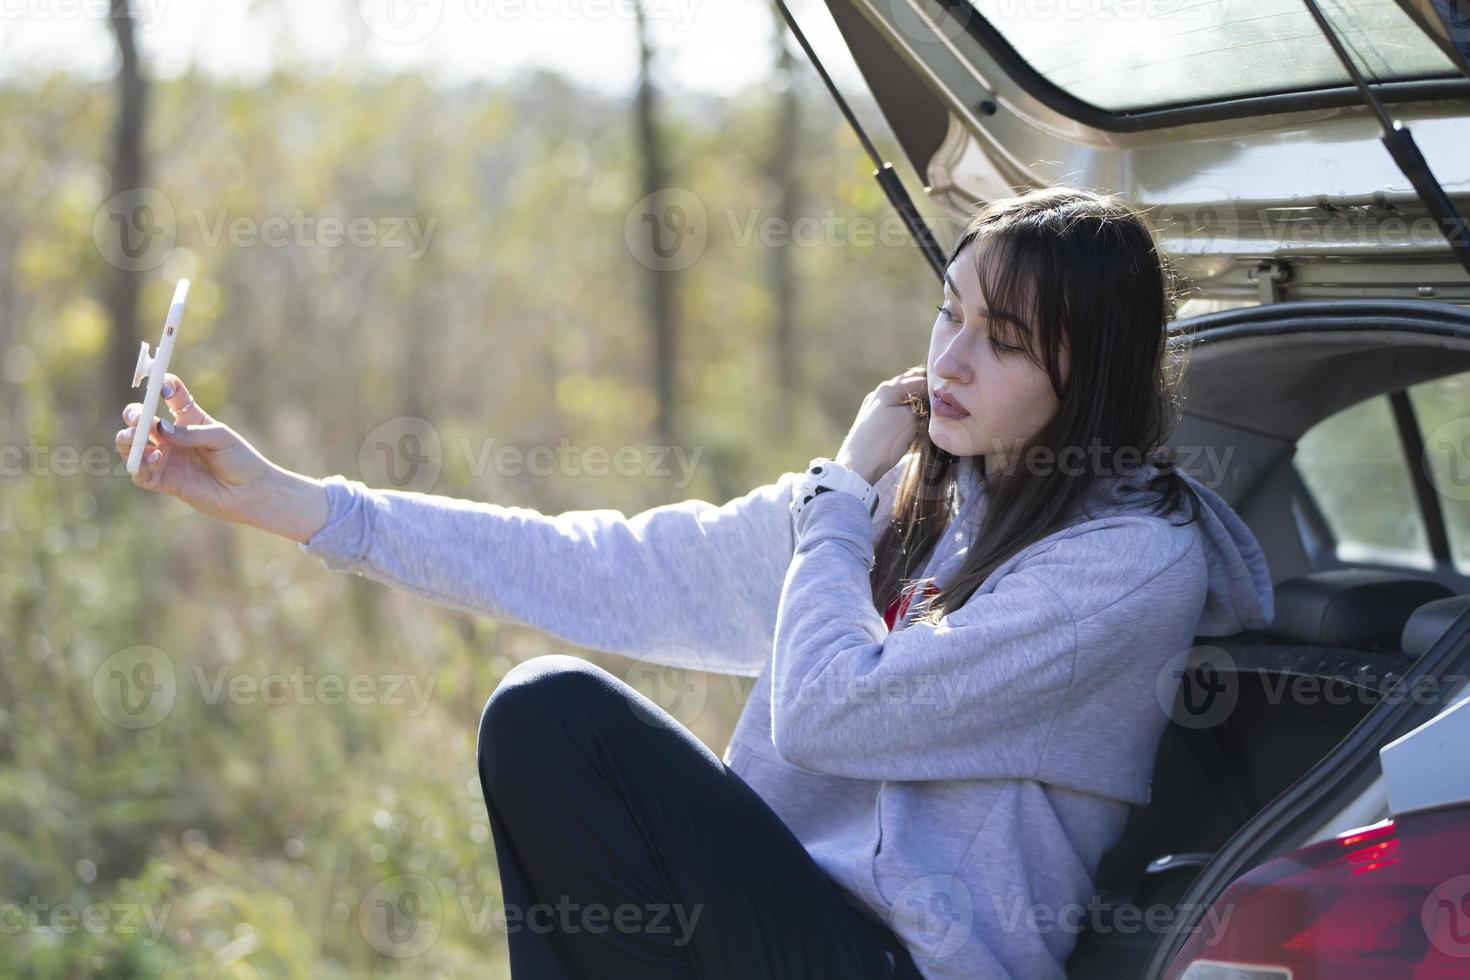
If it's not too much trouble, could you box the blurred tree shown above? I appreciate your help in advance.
[767,12,802,435]
[102,0,148,411]
[634,0,678,485]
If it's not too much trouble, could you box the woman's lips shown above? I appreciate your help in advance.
[931,391,970,420]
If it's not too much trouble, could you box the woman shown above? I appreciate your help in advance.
[116,186,1275,979]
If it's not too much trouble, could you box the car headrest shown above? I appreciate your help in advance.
[1263,569,1454,652]
[1400,594,1470,659]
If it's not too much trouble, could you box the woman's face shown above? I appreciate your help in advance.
[926,242,1068,474]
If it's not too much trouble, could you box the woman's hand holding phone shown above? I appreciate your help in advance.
[115,373,330,544]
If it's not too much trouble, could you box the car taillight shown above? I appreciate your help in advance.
[1164,804,1470,979]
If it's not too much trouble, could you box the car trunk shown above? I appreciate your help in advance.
[819,0,1470,307]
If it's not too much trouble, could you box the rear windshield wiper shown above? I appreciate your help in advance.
[1304,0,1470,279]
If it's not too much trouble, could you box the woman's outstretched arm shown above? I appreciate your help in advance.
[294,471,804,677]
[115,374,811,677]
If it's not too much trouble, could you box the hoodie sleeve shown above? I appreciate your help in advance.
[298,472,802,677]
[769,488,1198,782]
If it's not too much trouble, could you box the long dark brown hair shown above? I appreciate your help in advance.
[871,186,1202,626]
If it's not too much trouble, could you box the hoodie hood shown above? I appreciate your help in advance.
[1090,462,1277,637]
[873,453,1276,639]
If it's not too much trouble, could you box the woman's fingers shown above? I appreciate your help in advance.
[161,373,211,425]
[117,422,166,489]
[878,368,931,405]
[115,422,162,457]
[133,443,166,490]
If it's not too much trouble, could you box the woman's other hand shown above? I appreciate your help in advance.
[834,364,929,485]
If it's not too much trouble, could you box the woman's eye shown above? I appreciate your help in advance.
[936,304,960,324]
[991,336,1024,354]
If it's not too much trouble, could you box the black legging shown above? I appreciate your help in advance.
[476,654,924,979]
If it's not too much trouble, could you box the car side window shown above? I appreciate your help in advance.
[1294,394,1433,569]
[1409,372,1470,575]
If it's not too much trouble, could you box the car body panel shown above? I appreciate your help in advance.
[824,0,1470,302]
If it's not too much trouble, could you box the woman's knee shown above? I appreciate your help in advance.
[476,655,621,789]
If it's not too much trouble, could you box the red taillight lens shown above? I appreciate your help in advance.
[1164,805,1470,979]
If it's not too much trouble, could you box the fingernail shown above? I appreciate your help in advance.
[162,382,175,397]
[160,420,175,434]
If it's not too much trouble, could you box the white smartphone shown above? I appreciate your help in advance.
[127,278,190,476]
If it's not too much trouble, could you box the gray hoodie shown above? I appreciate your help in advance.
[300,452,1275,979]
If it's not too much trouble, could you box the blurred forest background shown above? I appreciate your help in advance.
[0,1,949,976]
[4,0,1470,977]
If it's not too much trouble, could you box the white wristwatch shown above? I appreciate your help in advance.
[790,457,880,518]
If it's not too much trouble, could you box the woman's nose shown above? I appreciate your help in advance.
[932,338,973,387]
